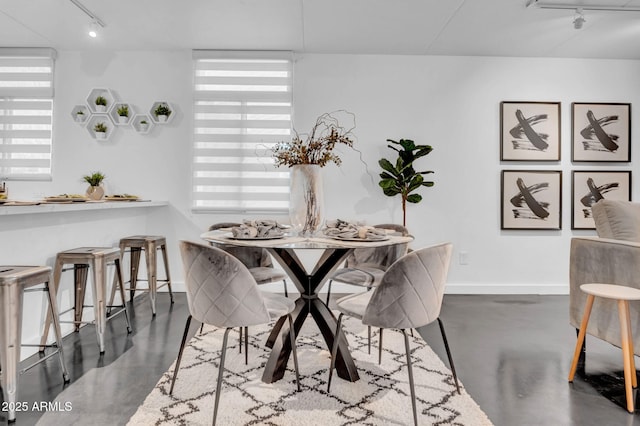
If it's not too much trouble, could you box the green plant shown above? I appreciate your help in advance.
[76,110,84,115]
[378,139,434,226]
[154,103,171,117]
[140,120,148,124]
[82,171,106,186]
[93,122,108,133]
[117,105,129,117]
[95,96,107,107]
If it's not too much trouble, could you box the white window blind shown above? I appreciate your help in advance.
[0,48,55,181]
[192,50,292,212]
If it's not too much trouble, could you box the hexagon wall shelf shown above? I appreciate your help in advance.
[149,101,174,124]
[71,105,90,126]
[132,114,153,134]
[86,88,115,114]
[86,114,115,141]
[109,102,133,126]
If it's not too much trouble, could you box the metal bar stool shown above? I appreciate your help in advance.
[112,235,174,315]
[569,283,640,413]
[40,247,132,354]
[0,266,70,423]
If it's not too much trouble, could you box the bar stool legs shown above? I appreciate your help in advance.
[0,266,69,423]
[40,248,131,354]
[113,236,174,316]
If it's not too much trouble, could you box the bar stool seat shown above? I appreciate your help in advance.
[0,266,70,423]
[40,247,131,354]
[569,283,640,413]
[114,235,174,315]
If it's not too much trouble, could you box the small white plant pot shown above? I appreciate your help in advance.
[140,124,148,131]
[118,116,128,124]
[96,105,107,113]
[95,131,106,140]
[157,115,168,123]
[76,115,85,123]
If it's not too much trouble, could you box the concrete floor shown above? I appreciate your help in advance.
[3,294,640,425]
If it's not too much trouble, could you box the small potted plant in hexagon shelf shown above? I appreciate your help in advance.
[117,105,129,124]
[93,122,108,139]
[139,119,149,131]
[95,95,108,113]
[76,110,85,122]
[154,103,172,123]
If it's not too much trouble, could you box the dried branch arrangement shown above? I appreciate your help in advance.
[272,111,356,167]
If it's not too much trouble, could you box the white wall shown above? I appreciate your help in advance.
[4,53,640,352]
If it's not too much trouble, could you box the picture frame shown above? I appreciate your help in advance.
[571,170,632,229]
[500,101,561,161]
[572,102,631,162]
[501,170,562,230]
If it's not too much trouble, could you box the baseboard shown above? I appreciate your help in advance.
[444,283,569,295]
[165,281,569,295]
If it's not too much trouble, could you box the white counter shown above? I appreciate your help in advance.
[0,200,168,216]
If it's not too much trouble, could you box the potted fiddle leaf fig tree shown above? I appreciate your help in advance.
[378,138,434,226]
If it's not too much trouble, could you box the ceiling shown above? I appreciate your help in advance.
[1,0,640,59]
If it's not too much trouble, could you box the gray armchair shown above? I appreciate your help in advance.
[570,200,640,355]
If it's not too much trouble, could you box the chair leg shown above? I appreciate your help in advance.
[327,312,344,392]
[115,259,132,333]
[244,326,249,366]
[239,327,243,353]
[283,279,288,298]
[437,318,460,394]
[288,314,301,391]
[199,323,204,335]
[378,328,383,365]
[402,329,418,426]
[326,280,333,305]
[170,315,195,395]
[160,244,174,304]
[368,326,372,355]
[44,279,70,383]
[213,327,232,426]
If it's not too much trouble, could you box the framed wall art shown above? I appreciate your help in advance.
[501,170,562,230]
[571,170,632,229]
[500,101,561,161]
[572,102,631,162]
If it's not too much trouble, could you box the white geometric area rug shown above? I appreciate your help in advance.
[128,317,493,426]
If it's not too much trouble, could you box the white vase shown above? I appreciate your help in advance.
[76,115,84,122]
[95,131,106,140]
[118,116,128,124]
[96,105,106,113]
[289,164,324,237]
[158,115,167,123]
[139,123,148,131]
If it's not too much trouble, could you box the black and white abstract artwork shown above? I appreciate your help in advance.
[501,170,562,230]
[572,103,631,162]
[501,101,561,161]
[572,170,631,229]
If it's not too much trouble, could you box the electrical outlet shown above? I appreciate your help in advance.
[459,251,469,265]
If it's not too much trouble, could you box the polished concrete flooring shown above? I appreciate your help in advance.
[3,294,640,425]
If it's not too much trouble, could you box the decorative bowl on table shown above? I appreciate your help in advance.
[105,194,140,201]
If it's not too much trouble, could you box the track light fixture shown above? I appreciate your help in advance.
[69,0,106,38]
[573,8,585,29]
[526,0,640,12]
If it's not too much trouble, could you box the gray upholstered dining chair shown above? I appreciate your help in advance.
[209,222,290,296]
[170,241,300,426]
[327,242,459,426]
[325,223,410,360]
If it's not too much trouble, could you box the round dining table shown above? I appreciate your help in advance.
[200,230,414,384]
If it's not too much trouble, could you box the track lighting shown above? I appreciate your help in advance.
[573,8,585,30]
[69,0,106,39]
[88,20,99,38]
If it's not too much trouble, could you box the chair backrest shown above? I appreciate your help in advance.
[344,224,410,270]
[208,222,274,268]
[179,240,271,328]
[362,242,453,329]
[592,200,640,242]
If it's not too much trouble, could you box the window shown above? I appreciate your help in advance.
[192,50,292,212]
[0,48,55,181]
